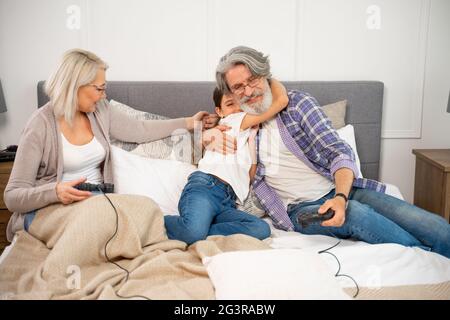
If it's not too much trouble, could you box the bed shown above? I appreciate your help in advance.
[0,81,448,300]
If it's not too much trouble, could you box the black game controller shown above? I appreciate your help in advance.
[74,183,114,193]
[297,208,335,228]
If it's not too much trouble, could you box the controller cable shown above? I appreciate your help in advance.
[97,186,152,300]
[318,230,360,298]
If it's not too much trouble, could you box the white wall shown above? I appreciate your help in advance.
[0,0,449,202]
[380,0,450,202]
[0,0,81,145]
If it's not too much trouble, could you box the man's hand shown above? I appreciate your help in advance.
[319,196,347,227]
[56,177,92,205]
[321,167,354,227]
[202,126,237,155]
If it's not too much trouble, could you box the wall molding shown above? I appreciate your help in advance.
[295,0,305,80]
[80,0,90,50]
[205,0,216,81]
[381,0,431,139]
[81,0,430,140]
[295,0,430,139]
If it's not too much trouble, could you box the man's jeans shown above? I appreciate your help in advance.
[164,171,271,245]
[288,188,450,259]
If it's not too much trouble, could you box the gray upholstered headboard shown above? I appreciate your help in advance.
[37,80,384,180]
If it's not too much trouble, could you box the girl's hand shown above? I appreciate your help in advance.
[56,177,92,205]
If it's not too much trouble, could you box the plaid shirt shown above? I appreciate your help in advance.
[253,90,386,231]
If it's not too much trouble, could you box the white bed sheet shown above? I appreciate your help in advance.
[266,183,450,289]
[267,222,450,289]
[1,183,448,290]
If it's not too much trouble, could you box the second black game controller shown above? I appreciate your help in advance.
[297,208,335,228]
[74,182,114,193]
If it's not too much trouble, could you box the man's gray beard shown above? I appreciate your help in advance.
[240,81,273,115]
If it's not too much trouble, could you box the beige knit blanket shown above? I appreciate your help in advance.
[0,194,269,299]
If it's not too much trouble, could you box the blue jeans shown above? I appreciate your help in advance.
[23,191,105,232]
[24,211,36,232]
[288,188,450,259]
[164,171,271,245]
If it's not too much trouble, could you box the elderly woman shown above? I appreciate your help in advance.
[4,49,226,242]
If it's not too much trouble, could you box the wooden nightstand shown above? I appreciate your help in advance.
[412,149,450,223]
[0,161,14,253]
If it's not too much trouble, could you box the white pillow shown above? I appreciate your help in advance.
[203,249,350,300]
[335,124,363,178]
[384,183,404,200]
[111,145,196,215]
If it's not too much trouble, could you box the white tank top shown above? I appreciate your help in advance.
[61,134,106,184]
[198,112,252,204]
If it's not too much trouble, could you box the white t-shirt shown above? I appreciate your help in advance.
[259,118,335,208]
[198,112,252,204]
[61,134,106,184]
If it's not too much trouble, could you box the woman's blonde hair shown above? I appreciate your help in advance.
[45,48,108,125]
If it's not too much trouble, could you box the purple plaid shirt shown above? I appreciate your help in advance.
[252,90,386,231]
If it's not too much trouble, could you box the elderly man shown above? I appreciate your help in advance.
[214,46,450,258]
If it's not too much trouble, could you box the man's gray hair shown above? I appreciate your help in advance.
[216,46,272,93]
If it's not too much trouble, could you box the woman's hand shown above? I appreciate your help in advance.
[202,126,237,155]
[56,177,92,205]
[186,111,210,131]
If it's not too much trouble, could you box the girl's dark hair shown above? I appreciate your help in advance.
[213,87,224,108]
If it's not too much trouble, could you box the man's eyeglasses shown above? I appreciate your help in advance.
[230,76,261,95]
[88,83,107,93]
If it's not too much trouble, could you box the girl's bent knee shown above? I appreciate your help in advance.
[254,220,271,240]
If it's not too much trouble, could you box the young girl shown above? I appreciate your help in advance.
[164,80,288,244]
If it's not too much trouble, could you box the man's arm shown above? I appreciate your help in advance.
[249,164,258,183]
[287,91,358,227]
[248,126,258,183]
[320,168,354,227]
[288,92,359,180]
[240,79,288,130]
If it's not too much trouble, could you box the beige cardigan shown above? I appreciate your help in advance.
[4,99,187,241]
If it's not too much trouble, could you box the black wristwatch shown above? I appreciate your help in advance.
[334,193,348,204]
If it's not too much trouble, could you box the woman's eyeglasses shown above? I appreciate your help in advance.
[89,83,107,93]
